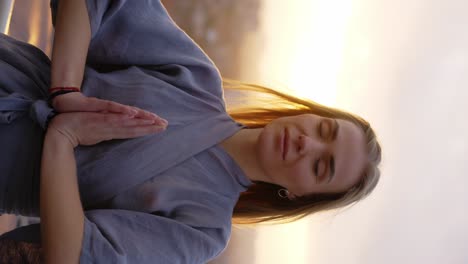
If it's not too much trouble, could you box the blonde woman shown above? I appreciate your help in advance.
[0,0,381,263]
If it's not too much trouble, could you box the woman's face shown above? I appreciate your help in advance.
[256,114,367,197]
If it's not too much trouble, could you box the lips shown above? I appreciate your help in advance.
[282,128,289,161]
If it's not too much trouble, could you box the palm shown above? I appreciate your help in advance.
[52,92,131,114]
[48,112,167,147]
[51,92,163,121]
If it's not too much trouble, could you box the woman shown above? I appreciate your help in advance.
[0,0,381,263]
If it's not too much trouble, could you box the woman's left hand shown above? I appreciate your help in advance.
[51,92,162,121]
[47,111,167,148]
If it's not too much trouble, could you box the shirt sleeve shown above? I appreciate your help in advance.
[49,0,224,105]
[50,0,127,40]
[49,0,215,68]
[80,209,230,264]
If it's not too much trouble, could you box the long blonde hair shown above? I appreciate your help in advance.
[223,79,382,225]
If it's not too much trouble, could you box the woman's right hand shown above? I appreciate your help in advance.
[52,92,165,122]
[47,111,167,148]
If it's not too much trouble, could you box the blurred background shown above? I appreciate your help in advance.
[1,0,467,263]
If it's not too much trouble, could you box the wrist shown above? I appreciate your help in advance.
[48,87,80,100]
[45,128,77,149]
[48,87,81,108]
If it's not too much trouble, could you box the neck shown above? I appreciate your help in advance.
[219,128,270,183]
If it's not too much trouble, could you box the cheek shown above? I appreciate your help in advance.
[256,123,283,162]
[283,163,315,194]
[255,128,280,176]
[256,129,271,160]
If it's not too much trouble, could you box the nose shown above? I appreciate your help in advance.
[297,134,328,156]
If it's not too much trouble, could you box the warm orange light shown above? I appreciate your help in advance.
[27,0,41,46]
[258,0,354,107]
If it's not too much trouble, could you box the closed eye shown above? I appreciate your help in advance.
[313,159,319,179]
[314,158,329,182]
[319,119,333,140]
[328,156,335,183]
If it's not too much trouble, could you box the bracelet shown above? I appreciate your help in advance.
[47,87,81,105]
[48,86,80,94]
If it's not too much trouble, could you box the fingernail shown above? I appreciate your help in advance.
[155,125,167,131]
[159,118,168,126]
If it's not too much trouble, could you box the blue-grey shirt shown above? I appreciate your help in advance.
[0,0,252,263]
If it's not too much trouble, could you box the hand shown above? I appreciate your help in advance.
[47,112,167,148]
[51,92,164,122]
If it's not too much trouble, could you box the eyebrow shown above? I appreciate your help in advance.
[327,119,339,183]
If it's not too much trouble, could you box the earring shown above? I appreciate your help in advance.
[277,188,289,199]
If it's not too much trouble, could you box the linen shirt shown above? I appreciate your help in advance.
[0,1,252,263]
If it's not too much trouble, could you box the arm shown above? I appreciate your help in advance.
[36,108,222,263]
[40,129,84,263]
[39,111,166,263]
[49,0,162,121]
[50,0,91,89]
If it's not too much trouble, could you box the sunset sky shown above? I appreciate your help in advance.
[228,0,468,263]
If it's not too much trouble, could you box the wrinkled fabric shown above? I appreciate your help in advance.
[0,93,55,128]
[0,31,54,129]
[0,0,252,263]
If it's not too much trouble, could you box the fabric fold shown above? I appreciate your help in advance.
[0,92,55,129]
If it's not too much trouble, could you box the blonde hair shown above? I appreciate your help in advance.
[223,79,382,225]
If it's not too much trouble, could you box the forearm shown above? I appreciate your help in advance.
[50,0,91,89]
[40,130,84,264]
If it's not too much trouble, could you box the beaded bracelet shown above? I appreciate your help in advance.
[48,87,81,101]
[47,87,81,107]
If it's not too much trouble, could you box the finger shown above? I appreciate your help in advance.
[104,114,167,129]
[88,98,138,116]
[108,123,167,139]
[129,106,153,119]
[129,106,168,124]
[93,115,164,141]
[119,117,163,127]
[90,98,167,124]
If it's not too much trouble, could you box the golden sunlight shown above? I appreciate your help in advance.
[26,0,41,47]
[258,0,354,107]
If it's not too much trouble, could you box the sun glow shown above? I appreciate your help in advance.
[258,0,354,107]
